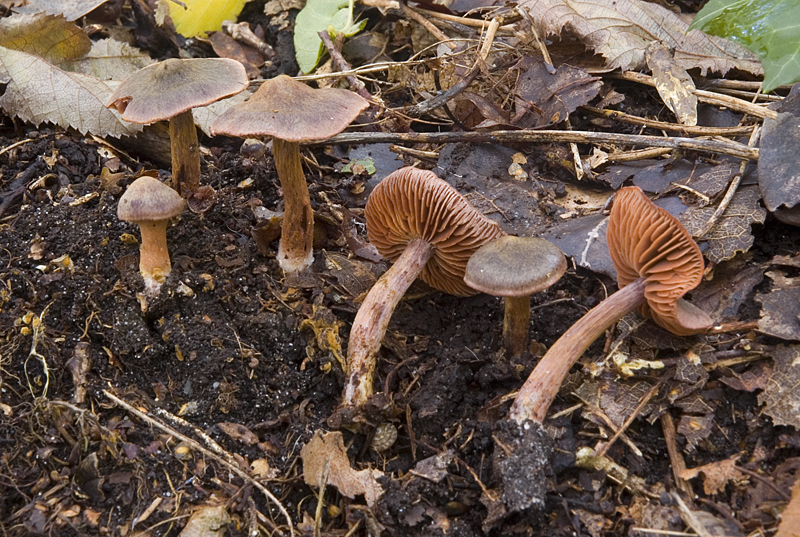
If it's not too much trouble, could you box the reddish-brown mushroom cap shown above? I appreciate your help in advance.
[107,58,249,124]
[366,168,506,296]
[209,74,368,141]
[606,186,712,335]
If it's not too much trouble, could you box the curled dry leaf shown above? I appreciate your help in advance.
[178,504,230,537]
[216,422,259,445]
[300,430,384,507]
[522,0,762,76]
[679,455,745,495]
[645,42,697,126]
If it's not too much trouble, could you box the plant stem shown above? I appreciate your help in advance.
[509,278,647,424]
[273,138,314,273]
[344,238,433,407]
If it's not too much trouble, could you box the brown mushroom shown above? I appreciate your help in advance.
[342,167,505,410]
[464,236,566,357]
[117,176,186,295]
[210,75,368,273]
[492,185,713,515]
[107,58,248,197]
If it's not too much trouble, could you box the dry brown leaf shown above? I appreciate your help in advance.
[522,0,762,76]
[0,46,141,137]
[193,90,251,137]
[300,430,383,507]
[679,455,745,495]
[10,0,110,21]
[216,422,259,445]
[757,271,800,341]
[61,38,155,81]
[758,345,800,429]
[178,504,230,537]
[646,42,697,126]
[0,13,90,65]
[776,477,800,537]
[298,304,346,372]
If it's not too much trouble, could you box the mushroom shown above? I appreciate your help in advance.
[210,75,368,273]
[340,167,506,414]
[107,58,248,198]
[463,236,567,357]
[494,185,713,514]
[117,176,185,295]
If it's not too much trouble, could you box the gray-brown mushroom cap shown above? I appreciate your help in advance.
[366,168,506,296]
[464,236,567,297]
[209,74,369,141]
[107,58,248,124]
[118,176,185,222]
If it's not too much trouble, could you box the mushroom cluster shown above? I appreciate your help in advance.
[340,167,506,415]
[211,75,368,273]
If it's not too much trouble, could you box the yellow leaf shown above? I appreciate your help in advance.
[165,0,247,38]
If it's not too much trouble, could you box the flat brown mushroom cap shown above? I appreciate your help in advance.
[118,176,185,222]
[464,236,566,296]
[366,168,506,297]
[209,74,369,141]
[107,58,248,123]
[607,186,712,335]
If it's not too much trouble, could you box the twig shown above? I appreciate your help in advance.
[405,65,482,117]
[102,389,294,537]
[613,71,777,120]
[595,376,666,458]
[317,30,376,111]
[221,20,275,60]
[661,413,693,496]
[693,125,761,239]
[320,129,759,160]
[401,1,454,48]
[581,106,756,136]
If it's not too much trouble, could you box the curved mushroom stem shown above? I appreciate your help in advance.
[509,277,647,424]
[273,138,314,273]
[504,295,531,357]
[137,219,172,295]
[344,238,434,407]
[169,110,201,197]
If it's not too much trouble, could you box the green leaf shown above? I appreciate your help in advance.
[294,0,367,74]
[689,0,800,91]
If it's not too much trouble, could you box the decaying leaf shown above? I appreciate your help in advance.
[193,90,251,137]
[758,345,800,429]
[757,269,800,341]
[776,477,800,537]
[672,492,745,537]
[299,303,346,372]
[0,12,90,64]
[521,0,762,76]
[179,504,230,537]
[758,85,800,221]
[300,430,384,506]
[61,38,155,80]
[216,422,259,445]
[682,186,767,263]
[677,413,715,451]
[9,0,110,21]
[645,42,697,126]
[412,450,454,483]
[679,455,745,495]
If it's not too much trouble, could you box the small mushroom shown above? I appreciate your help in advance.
[464,236,566,357]
[341,167,505,413]
[494,185,713,515]
[117,176,185,295]
[107,58,248,198]
[210,75,368,273]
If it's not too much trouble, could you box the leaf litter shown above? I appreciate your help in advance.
[0,0,799,536]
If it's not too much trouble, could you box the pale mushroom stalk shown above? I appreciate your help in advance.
[137,219,176,294]
[344,238,433,406]
[169,110,201,196]
[509,278,646,424]
[273,138,314,273]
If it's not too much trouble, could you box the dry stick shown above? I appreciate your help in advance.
[693,126,762,239]
[102,389,294,537]
[510,279,647,424]
[317,30,374,105]
[660,412,693,496]
[581,106,757,137]
[613,71,778,121]
[401,1,453,48]
[221,20,275,60]
[321,130,759,160]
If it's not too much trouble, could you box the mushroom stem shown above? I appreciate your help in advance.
[273,137,314,273]
[169,110,201,196]
[509,277,647,424]
[137,219,172,295]
[344,238,434,407]
[504,295,531,357]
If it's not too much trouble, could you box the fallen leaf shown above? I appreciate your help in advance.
[679,455,745,495]
[61,38,155,81]
[776,476,800,537]
[0,13,90,65]
[298,304,346,372]
[757,271,800,341]
[300,430,384,506]
[179,504,230,537]
[216,422,259,445]
[758,345,800,429]
[0,46,141,137]
[162,0,247,38]
[293,0,367,73]
[646,42,697,126]
[758,85,800,219]
[9,0,110,20]
[522,0,762,76]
